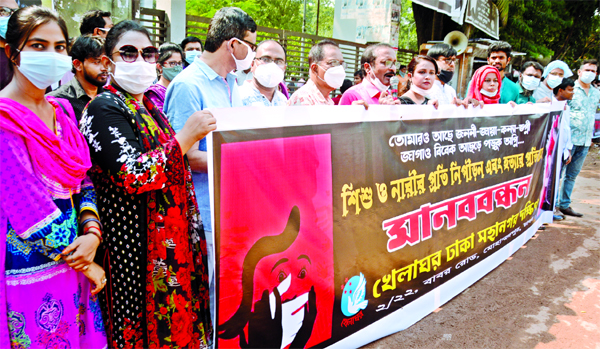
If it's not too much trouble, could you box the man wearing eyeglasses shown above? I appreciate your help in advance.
[48,35,107,120]
[0,0,18,90]
[339,43,400,106]
[163,7,257,318]
[288,39,345,106]
[427,43,466,106]
[80,10,113,38]
[239,40,288,106]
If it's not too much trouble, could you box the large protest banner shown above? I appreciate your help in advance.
[208,103,564,348]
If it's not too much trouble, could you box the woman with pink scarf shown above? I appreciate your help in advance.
[0,7,107,348]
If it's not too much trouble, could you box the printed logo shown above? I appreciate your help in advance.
[340,273,368,317]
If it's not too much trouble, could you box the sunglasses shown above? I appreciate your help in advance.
[112,45,159,63]
[0,6,18,17]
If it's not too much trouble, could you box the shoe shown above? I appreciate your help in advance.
[559,207,583,217]
[553,214,565,221]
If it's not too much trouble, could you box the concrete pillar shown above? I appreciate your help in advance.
[157,0,187,44]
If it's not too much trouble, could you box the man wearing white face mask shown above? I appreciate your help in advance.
[163,7,257,320]
[239,40,287,106]
[503,61,543,104]
[533,60,573,102]
[339,43,400,105]
[288,39,344,106]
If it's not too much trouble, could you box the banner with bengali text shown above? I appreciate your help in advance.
[209,103,564,348]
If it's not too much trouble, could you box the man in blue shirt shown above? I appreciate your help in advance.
[558,59,600,217]
[163,6,257,315]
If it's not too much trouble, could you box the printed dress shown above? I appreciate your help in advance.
[80,85,212,348]
[0,97,107,349]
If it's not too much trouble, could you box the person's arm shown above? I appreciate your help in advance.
[81,95,187,194]
[339,90,359,105]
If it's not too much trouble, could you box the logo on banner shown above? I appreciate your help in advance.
[341,273,368,316]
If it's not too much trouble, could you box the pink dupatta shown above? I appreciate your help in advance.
[0,96,91,188]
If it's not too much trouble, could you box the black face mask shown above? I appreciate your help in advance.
[438,70,454,84]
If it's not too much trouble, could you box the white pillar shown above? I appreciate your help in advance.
[157,0,187,44]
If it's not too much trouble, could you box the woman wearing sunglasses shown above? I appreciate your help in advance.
[0,6,107,348]
[145,42,184,112]
[80,20,215,348]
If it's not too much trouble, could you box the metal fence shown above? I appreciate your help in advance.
[186,15,417,93]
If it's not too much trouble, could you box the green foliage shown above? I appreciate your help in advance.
[398,0,418,51]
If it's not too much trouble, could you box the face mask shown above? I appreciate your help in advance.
[410,83,431,97]
[231,39,256,71]
[521,75,541,91]
[254,62,284,88]
[580,71,597,84]
[546,75,563,89]
[17,51,72,89]
[318,65,345,89]
[438,70,454,84]
[110,60,157,95]
[366,65,389,92]
[185,50,201,65]
[161,65,182,81]
[0,16,8,40]
[399,71,406,78]
[480,88,498,97]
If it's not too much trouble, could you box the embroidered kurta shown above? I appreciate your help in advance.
[0,97,107,349]
[80,85,212,348]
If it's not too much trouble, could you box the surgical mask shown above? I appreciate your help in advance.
[254,62,284,88]
[399,71,406,78]
[318,65,345,89]
[366,65,389,92]
[161,65,182,81]
[17,51,72,89]
[521,75,540,91]
[546,75,563,89]
[110,60,157,95]
[231,39,256,71]
[185,50,201,65]
[438,70,454,84]
[480,88,498,97]
[410,83,430,97]
[580,71,597,84]
[0,16,8,39]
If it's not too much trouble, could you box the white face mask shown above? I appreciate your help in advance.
[367,65,389,92]
[231,38,256,71]
[580,71,597,84]
[546,75,563,89]
[110,60,157,95]
[521,75,541,91]
[254,62,284,88]
[480,88,498,97]
[318,64,345,89]
[410,83,431,97]
[17,51,72,89]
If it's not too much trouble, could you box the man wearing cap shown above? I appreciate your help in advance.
[534,60,573,102]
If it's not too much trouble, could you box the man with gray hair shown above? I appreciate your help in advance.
[163,7,257,316]
[340,43,400,105]
[239,40,288,106]
[288,39,345,106]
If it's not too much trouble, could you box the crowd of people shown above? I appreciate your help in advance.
[0,2,598,348]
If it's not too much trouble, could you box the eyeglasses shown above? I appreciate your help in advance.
[163,61,183,68]
[255,56,286,67]
[325,59,347,70]
[379,60,398,69]
[234,38,257,52]
[438,58,458,65]
[112,45,159,63]
[0,6,18,17]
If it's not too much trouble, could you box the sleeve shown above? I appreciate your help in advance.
[0,129,76,260]
[76,181,99,217]
[164,79,204,133]
[145,88,165,113]
[339,90,359,105]
[80,94,186,195]
[561,111,573,157]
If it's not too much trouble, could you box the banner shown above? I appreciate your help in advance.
[464,0,500,39]
[411,0,467,25]
[209,104,564,348]
[333,0,401,45]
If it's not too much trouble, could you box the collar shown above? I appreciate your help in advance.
[362,78,384,98]
[195,59,236,82]
[307,79,332,103]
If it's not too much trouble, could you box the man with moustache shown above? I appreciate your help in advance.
[339,43,400,105]
[48,35,107,120]
[482,41,520,104]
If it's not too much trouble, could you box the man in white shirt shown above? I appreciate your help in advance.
[534,60,573,102]
[239,40,288,106]
[427,43,467,106]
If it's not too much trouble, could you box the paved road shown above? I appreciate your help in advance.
[365,145,600,349]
